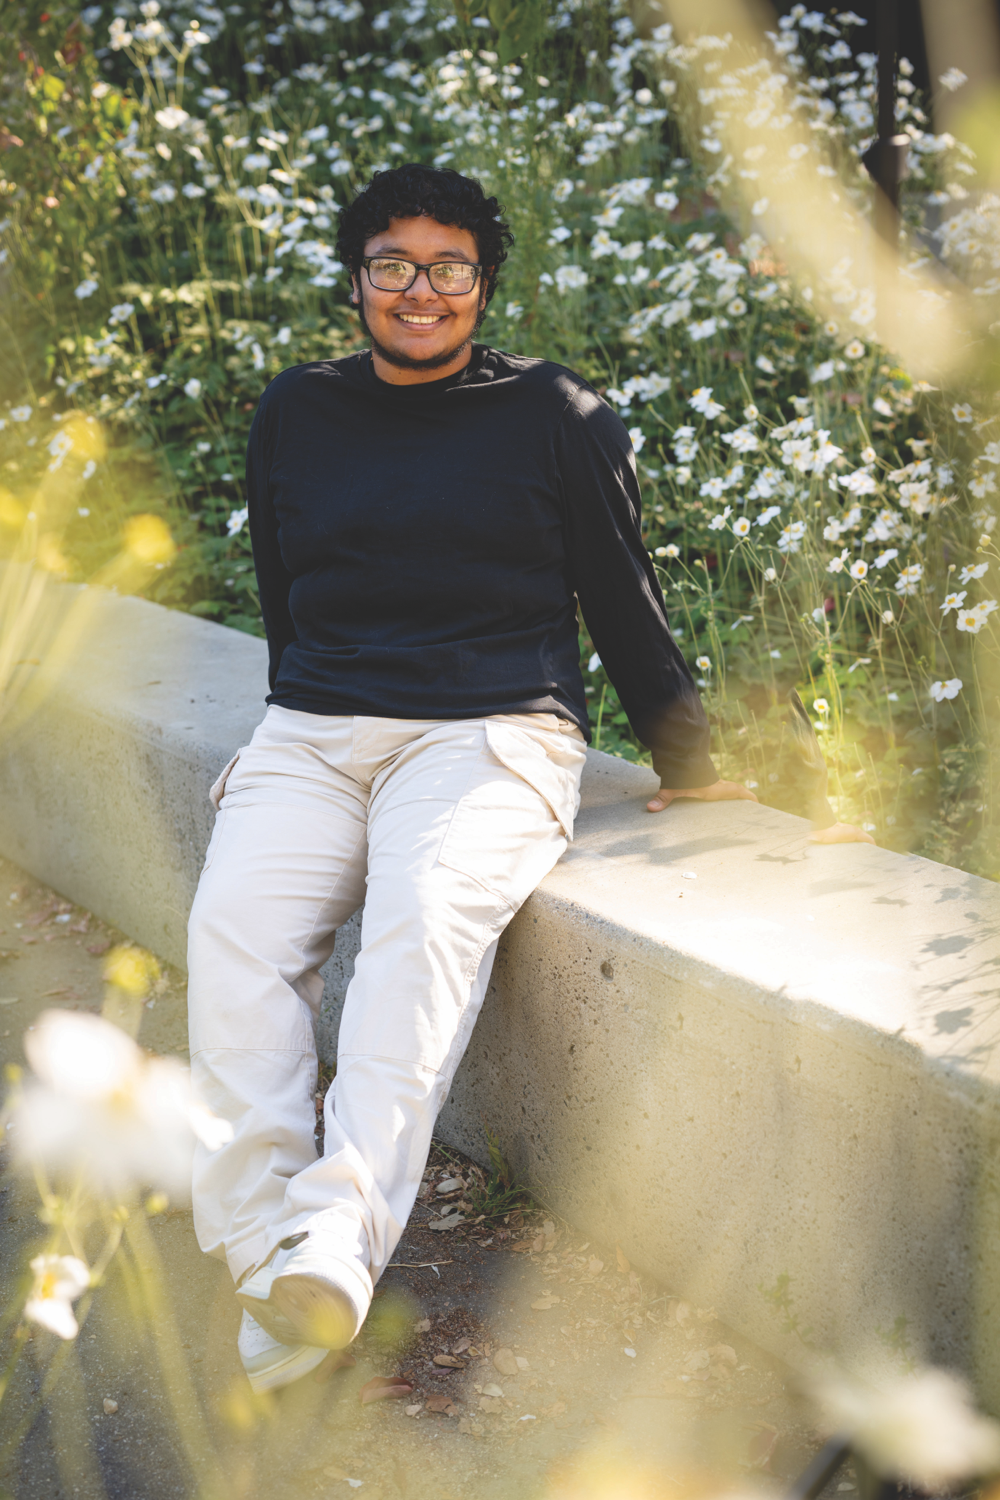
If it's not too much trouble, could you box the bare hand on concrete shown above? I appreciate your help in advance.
[647,779,759,813]
[808,820,876,845]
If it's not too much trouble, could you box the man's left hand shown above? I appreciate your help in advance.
[647,779,759,813]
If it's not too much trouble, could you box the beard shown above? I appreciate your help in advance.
[355,297,487,371]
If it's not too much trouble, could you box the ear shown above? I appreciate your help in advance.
[349,273,361,307]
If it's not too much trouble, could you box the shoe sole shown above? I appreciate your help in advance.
[272,1273,356,1350]
[241,1339,328,1394]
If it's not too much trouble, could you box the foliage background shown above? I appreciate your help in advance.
[1,0,999,876]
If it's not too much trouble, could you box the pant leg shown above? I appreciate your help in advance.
[270,714,586,1284]
[187,707,369,1285]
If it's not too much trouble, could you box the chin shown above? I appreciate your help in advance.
[370,325,475,372]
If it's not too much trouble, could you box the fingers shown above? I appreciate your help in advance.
[809,822,876,845]
[646,792,675,812]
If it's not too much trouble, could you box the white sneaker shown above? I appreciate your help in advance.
[235,1230,372,1351]
[237,1311,328,1394]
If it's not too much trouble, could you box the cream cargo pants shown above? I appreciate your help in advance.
[187,706,586,1290]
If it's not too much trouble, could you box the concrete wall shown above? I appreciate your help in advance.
[3,576,1000,1401]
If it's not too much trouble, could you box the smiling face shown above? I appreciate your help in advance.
[352,215,488,385]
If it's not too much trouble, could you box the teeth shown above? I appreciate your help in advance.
[399,314,443,324]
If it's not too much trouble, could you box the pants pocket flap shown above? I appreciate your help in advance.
[209,751,240,811]
[484,721,580,839]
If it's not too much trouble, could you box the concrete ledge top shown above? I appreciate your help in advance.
[557,755,1000,1087]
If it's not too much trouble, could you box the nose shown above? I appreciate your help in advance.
[404,268,440,301]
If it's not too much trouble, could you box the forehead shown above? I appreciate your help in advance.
[364,215,479,260]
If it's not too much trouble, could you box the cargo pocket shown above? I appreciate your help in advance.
[209,750,241,811]
[437,721,585,911]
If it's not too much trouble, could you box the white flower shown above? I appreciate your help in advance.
[251,342,265,371]
[959,561,989,583]
[708,507,732,531]
[860,446,877,464]
[109,302,135,325]
[689,387,725,419]
[75,279,99,300]
[981,442,1000,466]
[14,1010,233,1197]
[227,506,249,537]
[844,339,865,359]
[827,549,849,574]
[242,153,272,172]
[882,608,895,623]
[655,543,680,559]
[505,301,523,321]
[155,107,190,131]
[10,405,32,422]
[755,355,776,374]
[940,590,967,615]
[874,548,899,568]
[82,461,97,481]
[940,67,968,92]
[182,183,207,199]
[841,468,878,495]
[811,360,836,383]
[751,197,769,217]
[109,16,132,48]
[764,567,777,582]
[849,559,869,581]
[183,378,202,399]
[930,678,963,701]
[150,184,177,204]
[778,520,807,554]
[816,1369,1000,1491]
[628,427,645,454]
[872,397,893,417]
[895,564,924,596]
[554,264,588,293]
[700,477,725,500]
[956,599,998,633]
[688,318,718,341]
[25,1255,90,1340]
[952,403,974,423]
[756,505,781,527]
[732,516,751,537]
[695,655,711,672]
[813,698,830,714]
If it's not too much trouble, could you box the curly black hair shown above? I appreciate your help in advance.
[335,163,513,306]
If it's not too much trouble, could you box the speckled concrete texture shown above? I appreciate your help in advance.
[3,579,1000,1404]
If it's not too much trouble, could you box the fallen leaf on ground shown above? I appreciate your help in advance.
[515,1356,529,1371]
[404,1403,422,1417]
[413,1318,432,1333]
[359,1375,414,1404]
[313,1350,356,1384]
[42,986,79,999]
[481,1382,504,1398]
[427,1212,465,1231]
[435,1176,464,1193]
[708,1343,737,1365]
[585,1256,604,1277]
[25,906,57,927]
[531,1295,560,1311]
[616,1245,630,1274]
[673,1300,691,1327]
[510,1240,535,1252]
[746,1423,780,1471]
[492,1348,519,1377]
[102,1399,118,1415]
[86,941,111,956]
[451,1337,472,1354]
[425,1395,459,1414]
[433,1354,464,1368]
[684,1349,710,1371]
[479,1396,503,1413]
[69,918,89,934]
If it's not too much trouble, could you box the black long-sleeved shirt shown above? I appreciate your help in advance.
[245,345,717,788]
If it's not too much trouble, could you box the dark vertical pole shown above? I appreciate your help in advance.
[874,0,900,244]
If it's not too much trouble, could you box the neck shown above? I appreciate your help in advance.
[369,338,475,386]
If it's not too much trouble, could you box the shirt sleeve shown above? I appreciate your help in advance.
[556,384,718,790]
[246,389,298,694]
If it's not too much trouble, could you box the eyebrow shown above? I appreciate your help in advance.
[369,245,477,262]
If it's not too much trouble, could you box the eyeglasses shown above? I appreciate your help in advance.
[362,256,482,295]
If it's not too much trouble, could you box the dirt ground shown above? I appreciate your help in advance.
[0,855,853,1500]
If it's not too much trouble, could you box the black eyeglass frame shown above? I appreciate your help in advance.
[361,256,483,295]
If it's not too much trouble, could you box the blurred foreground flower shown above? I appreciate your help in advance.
[123,514,176,567]
[817,1369,1000,1490]
[14,1011,232,1197]
[25,1254,90,1339]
